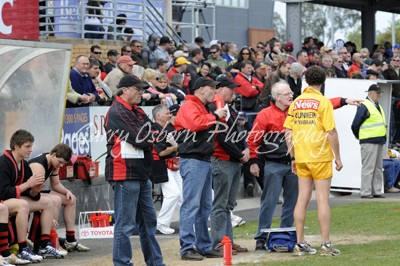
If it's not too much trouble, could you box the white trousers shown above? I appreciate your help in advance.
[157,169,183,226]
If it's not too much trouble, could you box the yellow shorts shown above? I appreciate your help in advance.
[296,161,332,180]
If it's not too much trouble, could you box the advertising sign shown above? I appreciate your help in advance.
[62,107,91,155]
[0,0,39,40]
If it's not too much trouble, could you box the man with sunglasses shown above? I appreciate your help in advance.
[206,44,228,79]
[104,75,165,266]
[130,40,148,68]
[89,45,105,72]
[352,84,386,199]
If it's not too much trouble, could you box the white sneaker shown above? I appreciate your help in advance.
[157,224,175,235]
[3,253,30,265]
[64,241,90,252]
[57,245,68,256]
[231,213,246,228]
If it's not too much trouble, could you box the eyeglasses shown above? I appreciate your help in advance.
[93,52,102,55]
[135,45,143,48]
[392,59,400,62]
[257,46,264,49]
[127,87,145,94]
[210,51,218,54]
[278,92,294,97]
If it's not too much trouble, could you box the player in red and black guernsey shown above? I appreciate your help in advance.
[104,75,165,266]
[0,129,62,262]
[29,143,90,253]
[208,75,250,254]
[174,77,228,261]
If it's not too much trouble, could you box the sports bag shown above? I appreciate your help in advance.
[267,231,297,252]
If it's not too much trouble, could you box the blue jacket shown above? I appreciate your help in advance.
[68,68,99,107]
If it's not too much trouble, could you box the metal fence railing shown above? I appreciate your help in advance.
[39,0,215,44]
[39,0,167,42]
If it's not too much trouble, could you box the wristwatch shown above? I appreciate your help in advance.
[290,156,295,161]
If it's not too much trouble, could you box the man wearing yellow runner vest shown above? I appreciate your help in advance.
[351,84,386,199]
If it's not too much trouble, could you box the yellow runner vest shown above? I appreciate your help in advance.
[359,99,386,140]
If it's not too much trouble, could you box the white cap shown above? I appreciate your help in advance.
[173,50,189,58]
[209,39,219,46]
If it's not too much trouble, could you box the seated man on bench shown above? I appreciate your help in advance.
[29,143,90,252]
[0,129,63,262]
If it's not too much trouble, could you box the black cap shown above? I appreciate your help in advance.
[216,75,240,89]
[192,77,220,92]
[367,84,382,92]
[366,69,379,76]
[169,104,180,116]
[117,74,150,89]
[195,36,205,43]
[159,36,171,45]
[107,49,119,56]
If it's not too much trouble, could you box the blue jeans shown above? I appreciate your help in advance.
[179,158,213,255]
[383,159,400,188]
[254,161,298,241]
[112,180,165,266]
[210,157,241,249]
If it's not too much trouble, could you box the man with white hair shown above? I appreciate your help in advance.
[248,81,298,251]
[286,62,303,99]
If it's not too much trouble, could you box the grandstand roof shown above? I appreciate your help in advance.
[302,0,400,14]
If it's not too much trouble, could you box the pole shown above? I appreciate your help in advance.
[165,0,173,36]
[392,13,396,46]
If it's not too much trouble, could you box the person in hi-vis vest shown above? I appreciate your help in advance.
[351,84,387,199]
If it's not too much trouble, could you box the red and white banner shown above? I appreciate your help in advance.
[0,0,39,40]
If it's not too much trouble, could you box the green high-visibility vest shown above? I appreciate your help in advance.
[359,99,386,140]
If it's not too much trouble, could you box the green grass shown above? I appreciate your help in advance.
[234,202,400,239]
[233,201,400,265]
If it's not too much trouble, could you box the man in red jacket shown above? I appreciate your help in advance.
[233,60,264,111]
[209,76,249,254]
[104,75,165,266]
[174,77,227,261]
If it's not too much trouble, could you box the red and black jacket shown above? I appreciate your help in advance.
[174,95,217,162]
[0,150,40,200]
[104,96,154,181]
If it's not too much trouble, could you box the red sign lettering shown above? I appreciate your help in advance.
[0,0,39,40]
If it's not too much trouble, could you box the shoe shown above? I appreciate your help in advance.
[361,195,373,199]
[18,247,43,262]
[215,246,237,255]
[293,243,317,256]
[64,240,90,252]
[200,249,223,258]
[157,224,175,235]
[57,245,68,256]
[38,242,64,259]
[232,243,248,253]
[181,249,204,261]
[231,213,246,228]
[320,242,340,256]
[255,239,266,251]
[3,254,30,265]
[246,184,254,197]
[386,187,400,193]
[373,194,385,198]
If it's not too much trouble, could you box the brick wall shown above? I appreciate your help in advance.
[41,37,129,66]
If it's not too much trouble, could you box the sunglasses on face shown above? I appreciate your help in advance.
[93,52,102,55]
[135,45,143,48]
[210,51,218,54]
[257,46,264,49]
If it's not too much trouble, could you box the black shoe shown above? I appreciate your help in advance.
[255,239,266,251]
[361,195,373,199]
[373,194,385,198]
[200,249,223,258]
[181,249,204,261]
[246,183,254,197]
